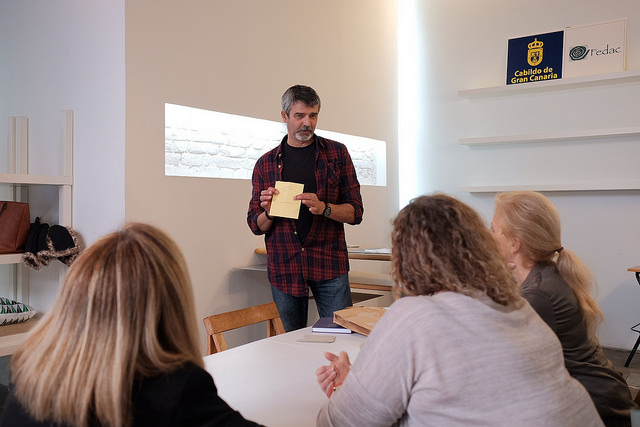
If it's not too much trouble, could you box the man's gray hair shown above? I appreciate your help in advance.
[281,85,321,116]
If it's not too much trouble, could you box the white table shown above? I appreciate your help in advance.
[203,327,366,427]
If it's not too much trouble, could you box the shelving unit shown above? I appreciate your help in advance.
[458,70,640,98]
[459,126,640,146]
[460,181,640,193]
[459,71,640,192]
[0,111,73,356]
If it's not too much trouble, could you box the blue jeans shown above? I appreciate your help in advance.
[271,273,352,332]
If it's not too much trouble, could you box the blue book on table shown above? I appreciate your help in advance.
[312,317,352,334]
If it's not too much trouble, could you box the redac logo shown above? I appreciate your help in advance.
[569,46,589,60]
[528,38,544,66]
[568,44,622,61]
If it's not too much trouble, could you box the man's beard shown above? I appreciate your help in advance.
[296,127,313,142]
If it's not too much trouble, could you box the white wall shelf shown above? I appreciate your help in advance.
[459,126,640,146]
[0,111,74,355]
[0,316,41,357]
[460,181,640,193]
[459,70,640,98]
[0,174,73,185]
[0,254,23,265]
[459,71,640,193]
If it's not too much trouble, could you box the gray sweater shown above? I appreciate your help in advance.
[317,292,603,427]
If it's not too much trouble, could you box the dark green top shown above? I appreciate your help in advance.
[522,262,636,423]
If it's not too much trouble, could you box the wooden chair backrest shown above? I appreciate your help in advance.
[203,302,285,355]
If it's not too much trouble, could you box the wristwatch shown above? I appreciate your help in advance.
[322,203,332,217]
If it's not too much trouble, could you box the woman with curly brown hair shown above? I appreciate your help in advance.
[315,193,602,427]
[491,191,636,427]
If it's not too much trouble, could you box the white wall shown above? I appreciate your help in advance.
[408,0,640,349]
[125,0,398,351]
[5,0,636,353]
[0,1,126,311]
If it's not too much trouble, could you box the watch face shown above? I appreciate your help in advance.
[324,204,331,217]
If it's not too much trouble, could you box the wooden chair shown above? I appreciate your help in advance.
[203,302,285,355]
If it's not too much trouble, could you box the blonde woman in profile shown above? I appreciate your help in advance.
[491,191,636,427]
[315,194,603,427]
[0,223,262,427]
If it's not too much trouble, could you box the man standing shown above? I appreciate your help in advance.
[247,85,364,331]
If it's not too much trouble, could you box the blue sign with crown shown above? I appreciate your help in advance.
[507,30,564,85]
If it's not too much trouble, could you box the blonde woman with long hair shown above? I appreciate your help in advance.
[315,194,602,427]
[0,223,261,427]
[492,191,635,427]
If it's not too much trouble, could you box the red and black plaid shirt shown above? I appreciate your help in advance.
[247,135,364,297]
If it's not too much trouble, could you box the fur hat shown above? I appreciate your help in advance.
[22,217,50,270]
[22,218,83,270]
[45,225,82,266]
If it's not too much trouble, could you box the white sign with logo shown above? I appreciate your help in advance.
[563,19,626,79]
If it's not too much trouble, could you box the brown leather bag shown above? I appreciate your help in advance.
[0,201,31,253]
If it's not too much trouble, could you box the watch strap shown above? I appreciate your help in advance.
[323,203,331,217]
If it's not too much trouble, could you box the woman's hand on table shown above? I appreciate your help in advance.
[315,351,351,397]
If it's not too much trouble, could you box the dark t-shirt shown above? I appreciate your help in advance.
[282,140,317,245]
